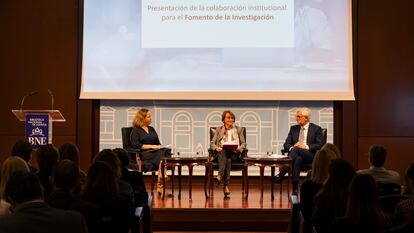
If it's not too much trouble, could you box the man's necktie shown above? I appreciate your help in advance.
[299,127,305,144]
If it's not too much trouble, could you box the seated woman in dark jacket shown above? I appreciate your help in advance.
[130,108,171,195]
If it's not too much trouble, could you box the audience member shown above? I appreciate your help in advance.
[210,110,247,198]
[0,156,30,215]
[332,173,392,233]
[46,160,99,233]
[58,143,86,194]
[403,163,414,195]
[0,171,88,233]
[36,144,59,198]
[94,149,135,205]
[11,139,38,173]
[300,148,339,233]
[82,161,135,233]
[358,144,400,185]
[304,142,341,180]
[312,159,356,233]
[320,142,341,158]
[389,163,414,232]
[113,148,148,207]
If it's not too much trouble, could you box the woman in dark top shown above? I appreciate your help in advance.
[130,108,171,195]
[113,148,148,207]
[300,148,339,233]
[332,173,392,233]
[312,159,356,233]
[82,161,135,233]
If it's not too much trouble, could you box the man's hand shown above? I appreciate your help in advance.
[294,143,307,149]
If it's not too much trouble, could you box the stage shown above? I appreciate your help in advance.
[145,176,292,232]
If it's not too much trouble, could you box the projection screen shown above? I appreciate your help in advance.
[81,0,354,100]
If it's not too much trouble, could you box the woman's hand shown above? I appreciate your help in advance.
[216,147,223,152]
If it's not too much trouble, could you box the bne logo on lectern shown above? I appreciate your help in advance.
[25,114,50,149]
[28,127,47,145]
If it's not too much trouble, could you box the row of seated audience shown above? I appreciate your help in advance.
[0,140,149,233]
[1,139,414,233]
[299,144,414,233]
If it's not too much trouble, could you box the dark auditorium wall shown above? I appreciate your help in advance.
[0,0,98,170]
[1,0,414,178]
[353,0,414,179]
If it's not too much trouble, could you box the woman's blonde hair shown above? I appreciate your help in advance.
[321,143,342,158]
[0,156,30,198]
[310,148,340,184]
[132,108,149,127]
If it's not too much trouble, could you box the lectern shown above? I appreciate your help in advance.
[12,110,65,148]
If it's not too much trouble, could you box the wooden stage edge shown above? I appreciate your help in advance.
[145,176,292,232]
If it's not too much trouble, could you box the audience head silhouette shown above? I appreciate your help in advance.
[4,171,43,206]
[10,140,33,163]
[82,161,119,206]
[310,148,339,184]
[368,144,387,167]
[405,163,414,194]
[321,142,342,158]
[37,144,59,174]
[0,156,30,199]
[112,148,130,169]
[94,149,122,179]
[58,143,80,166]
[52,160,80,191]
[345,173,387,225]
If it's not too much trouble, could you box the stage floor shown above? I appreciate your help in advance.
[145,176,292,232]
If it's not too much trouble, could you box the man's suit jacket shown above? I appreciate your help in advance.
[0,201,88,233]
[283,123,323,153]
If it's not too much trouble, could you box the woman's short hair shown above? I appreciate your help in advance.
[132,108,149,127]
[221,110,235,123]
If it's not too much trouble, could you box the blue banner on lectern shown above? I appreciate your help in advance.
[25,114,51,149]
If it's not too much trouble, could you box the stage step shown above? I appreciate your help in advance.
[152,207,290,232]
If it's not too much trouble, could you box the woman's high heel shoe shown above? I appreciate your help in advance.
[223,186,230,198]
[215,176,222,186]
[156,184,164,196]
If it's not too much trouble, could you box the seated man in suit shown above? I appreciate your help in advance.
[357,144,400,185]
[270,107,324,194]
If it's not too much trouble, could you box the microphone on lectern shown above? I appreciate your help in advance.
[47,89,54,110]
[19,90,39,111]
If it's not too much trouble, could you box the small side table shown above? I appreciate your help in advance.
[161,155,209,200]
[243,155,293,200]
